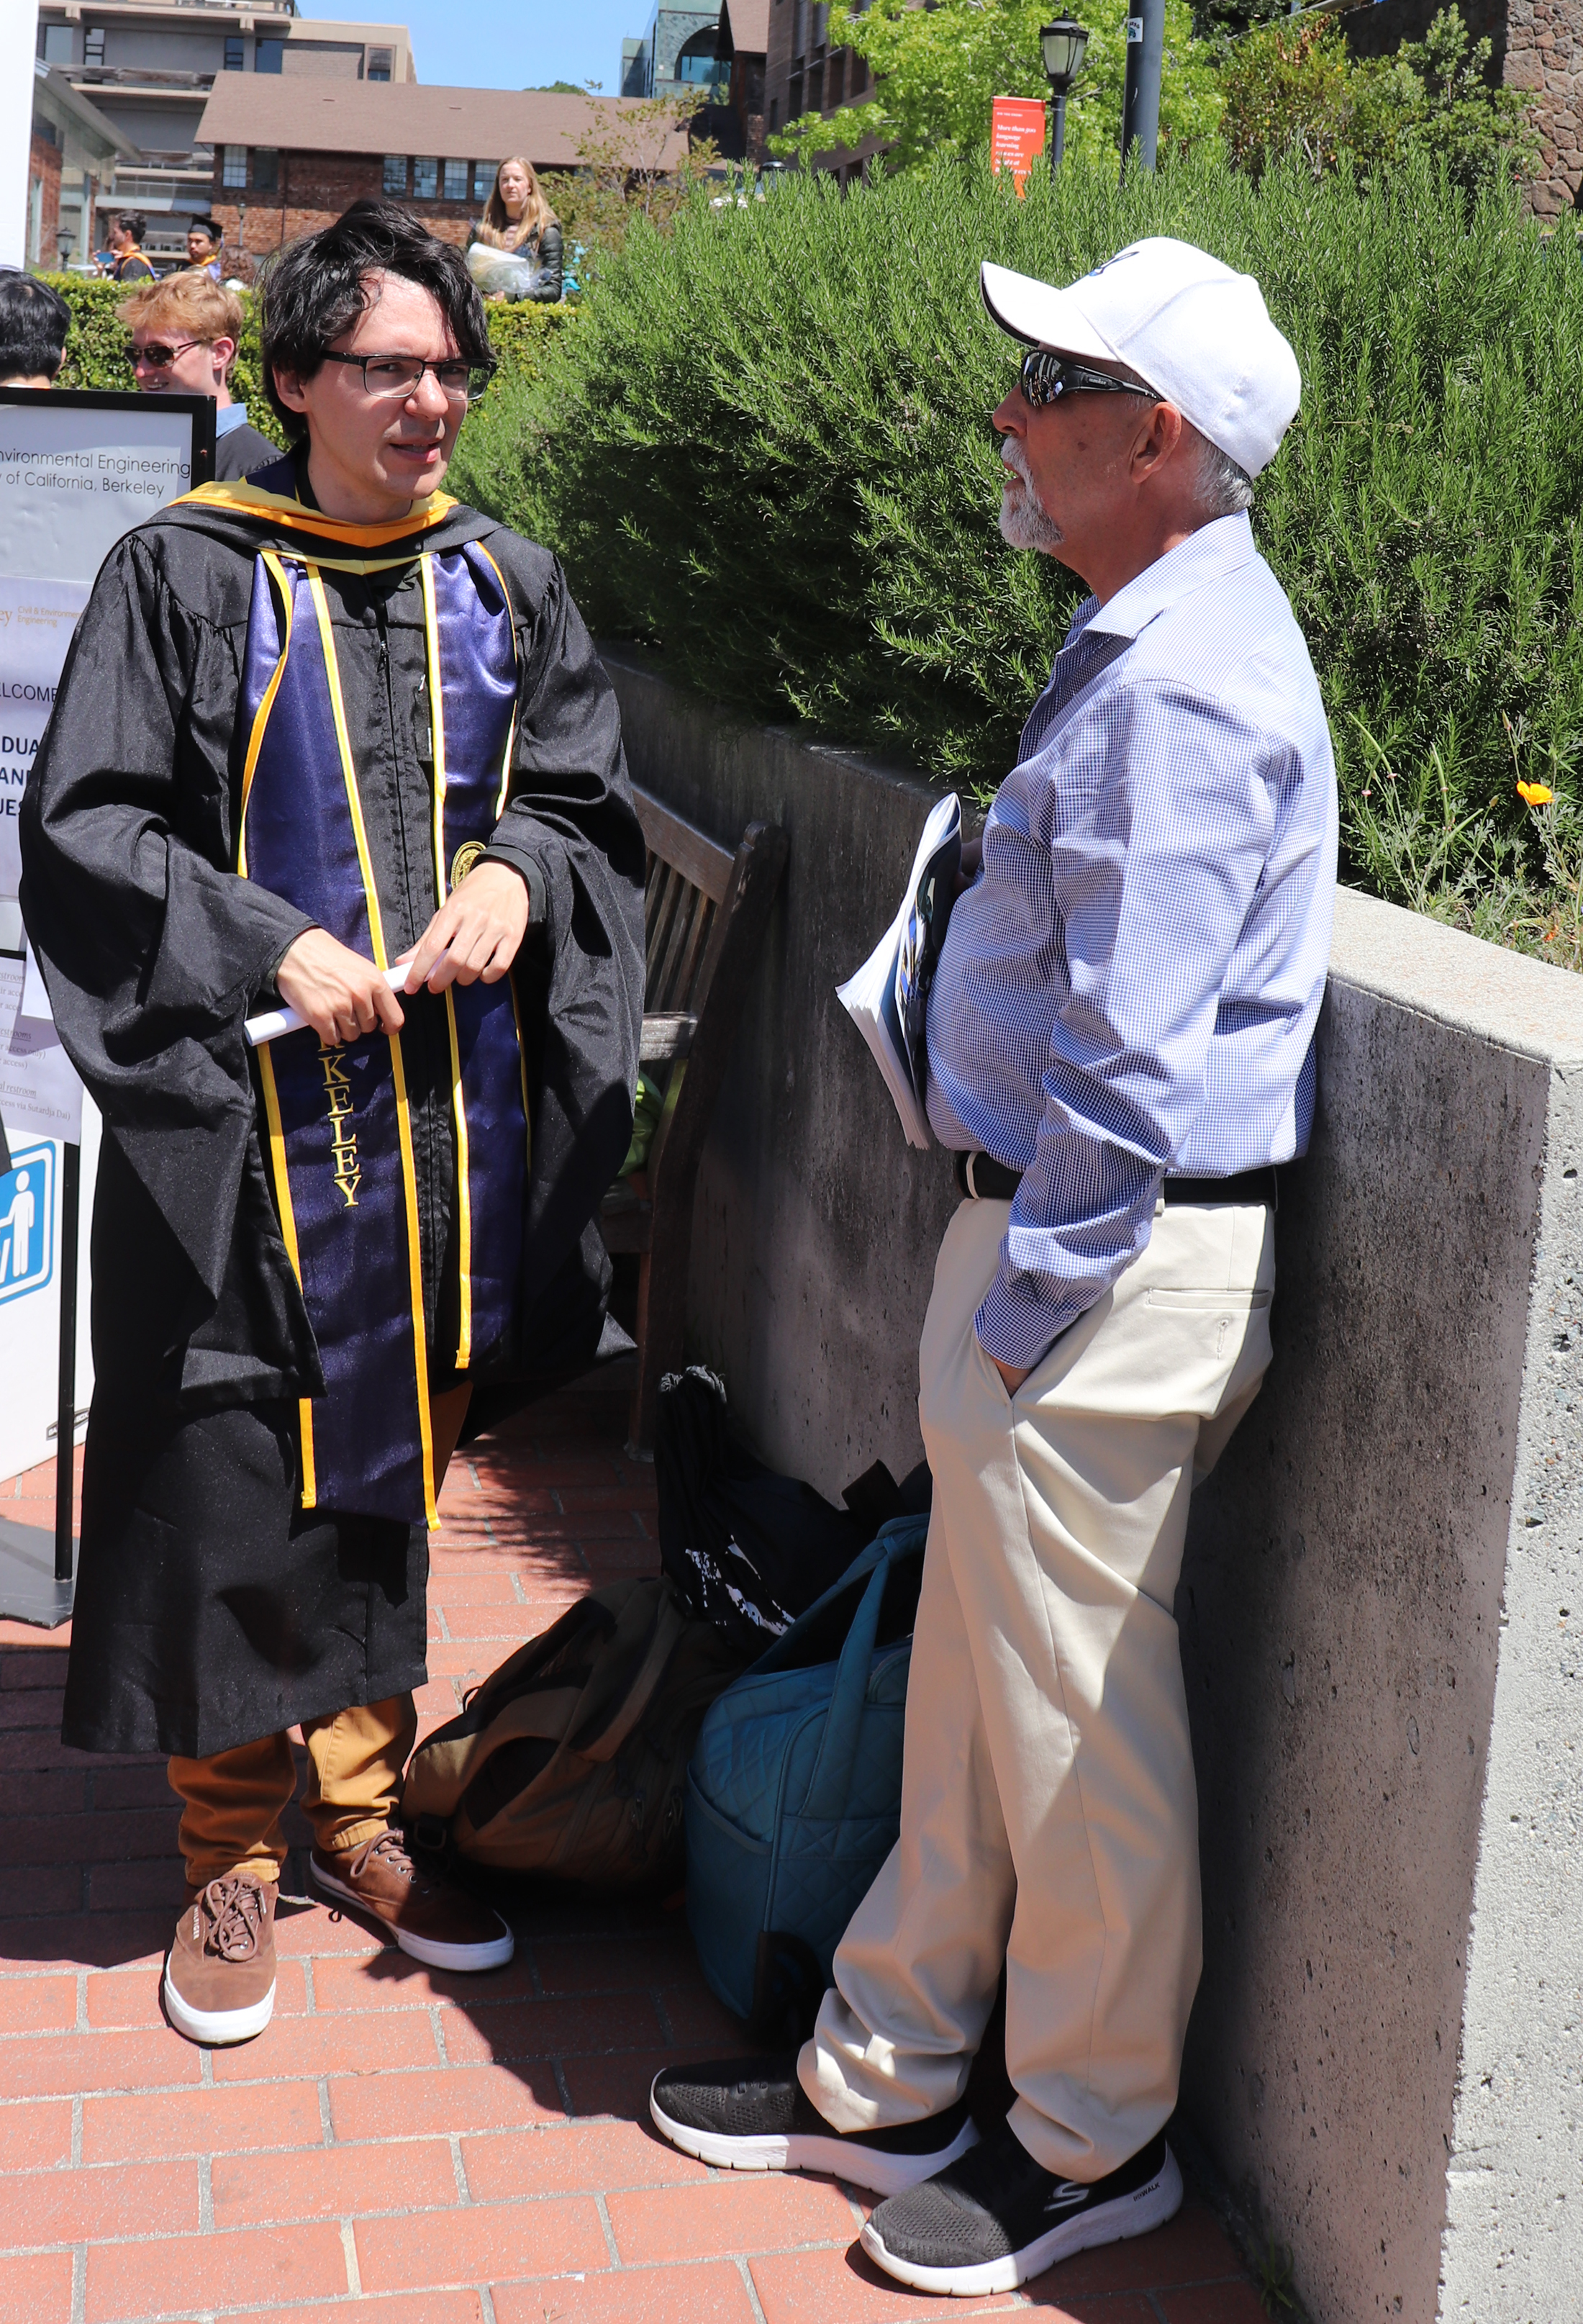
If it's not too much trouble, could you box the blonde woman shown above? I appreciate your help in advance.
[466,158,563,303]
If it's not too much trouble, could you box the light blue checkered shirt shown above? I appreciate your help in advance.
[927,512,1338,1370]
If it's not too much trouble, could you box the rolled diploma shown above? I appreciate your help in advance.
[244,962,414,1049]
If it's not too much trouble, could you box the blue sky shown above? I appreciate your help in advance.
[304,1,645,94]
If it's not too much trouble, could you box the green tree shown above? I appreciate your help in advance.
[1223,7,1538,191]
[767,0,1223,176]
[540,94,720,288]
[1350,8,1539,191]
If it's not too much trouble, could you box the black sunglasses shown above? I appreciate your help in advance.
[1019,348,1156,409]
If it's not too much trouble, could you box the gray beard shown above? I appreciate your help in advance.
[998,440,1063,553]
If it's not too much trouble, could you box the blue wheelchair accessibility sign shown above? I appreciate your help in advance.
[0,1141,55,1307]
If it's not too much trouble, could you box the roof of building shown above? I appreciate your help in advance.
[195,76,689,169]
[718,0,771,57]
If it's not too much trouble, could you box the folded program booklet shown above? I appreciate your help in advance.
[837,792,962,1149]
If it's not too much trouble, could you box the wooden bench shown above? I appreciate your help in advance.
[600,785,789,1455]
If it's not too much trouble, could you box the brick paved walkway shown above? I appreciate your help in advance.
[0,1378,1263,2324]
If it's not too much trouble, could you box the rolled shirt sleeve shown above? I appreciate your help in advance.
[971,680,1279,1370]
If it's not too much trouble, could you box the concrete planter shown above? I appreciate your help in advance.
[604,645,1583,2324]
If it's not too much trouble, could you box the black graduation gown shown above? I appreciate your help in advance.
[19,465,644,1758]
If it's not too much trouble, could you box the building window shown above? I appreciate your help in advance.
[412,156,437,198]
[383,154,408,195]
[83,27,104,65]
[675,32,719,86]
[368,48,392,81]
[253,148,279,191]
[40,24,74,64]
[474,161,496,201]
[443,159,468,200]
[256,39,283,72]
[224,33,244,71]
[222,145,248,189]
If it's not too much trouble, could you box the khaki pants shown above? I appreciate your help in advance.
[801,1192,1274,2182]
[167,1383,472,1890]
[170,1696,419,1885]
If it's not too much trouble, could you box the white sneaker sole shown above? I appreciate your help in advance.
[309,1858,514,1971]
[162,1964,276,2047]
[859,2142,1184,2296]
[649,2079,981,2199]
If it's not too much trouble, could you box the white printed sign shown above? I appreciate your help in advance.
[0,399,198,583]
[0,577,90,911]
[0,393,204,1488]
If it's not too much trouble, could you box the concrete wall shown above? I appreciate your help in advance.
[606,648,1583,2324]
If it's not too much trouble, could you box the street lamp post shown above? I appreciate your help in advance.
[1120,0,1166,178]
[1040,17,1090,177]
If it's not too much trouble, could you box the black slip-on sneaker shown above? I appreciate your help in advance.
[860,2117,1183,2295]
[650,2054,980,2198]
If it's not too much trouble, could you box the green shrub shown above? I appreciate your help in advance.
[34,276,566,471]
[447,301,582,510]
[459,150,1583,911]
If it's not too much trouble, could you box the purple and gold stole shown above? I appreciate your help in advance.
[237,543,529,1527]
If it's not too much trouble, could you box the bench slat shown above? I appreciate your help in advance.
[634,785,735,907]
[640,1013,696,1064]
[653,880,708,1014]
[645,861,686,993]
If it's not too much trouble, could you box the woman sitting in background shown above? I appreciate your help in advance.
[467,158,563,304]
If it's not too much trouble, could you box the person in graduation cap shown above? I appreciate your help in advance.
[19,197,645,2047]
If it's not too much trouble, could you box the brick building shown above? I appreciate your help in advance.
[36,1,414,263]
[763,0,884,182]
[28,58,133,270]
[716,0,770,163]
[194,78,690,270]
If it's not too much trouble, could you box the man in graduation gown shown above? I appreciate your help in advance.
[20,199,645,2045]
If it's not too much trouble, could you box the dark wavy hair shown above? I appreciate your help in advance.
[0,269,70,382]
[259,196,491,442]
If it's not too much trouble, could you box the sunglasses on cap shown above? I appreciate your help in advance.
[1018,348,1156,409]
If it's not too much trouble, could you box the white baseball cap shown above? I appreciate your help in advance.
[981,237,1301,479]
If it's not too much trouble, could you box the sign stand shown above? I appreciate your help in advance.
[0,1116,80,1629]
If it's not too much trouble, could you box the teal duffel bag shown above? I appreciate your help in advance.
[685,1513,929,2038]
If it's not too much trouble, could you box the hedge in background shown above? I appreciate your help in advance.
[33,276,566,472]
[448,301,579,508]
[455,153,1583,926]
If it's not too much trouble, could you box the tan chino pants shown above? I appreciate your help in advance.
[800,1190,1274,2182]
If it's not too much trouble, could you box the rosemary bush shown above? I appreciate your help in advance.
[457,150,1583,931]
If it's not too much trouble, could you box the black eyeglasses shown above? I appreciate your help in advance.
[320,351,496,404]
[1019,349,1156,410]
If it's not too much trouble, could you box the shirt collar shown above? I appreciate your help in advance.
[1075,512,1259,644]
[214,402,249,437]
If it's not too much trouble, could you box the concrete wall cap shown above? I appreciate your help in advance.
[1332,885,1583,1067]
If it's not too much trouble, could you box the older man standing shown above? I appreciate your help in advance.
[648,239,1338,2297]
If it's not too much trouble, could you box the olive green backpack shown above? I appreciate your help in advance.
[402,1578,743,1891]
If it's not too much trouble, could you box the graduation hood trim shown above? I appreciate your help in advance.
[173,474,462,552]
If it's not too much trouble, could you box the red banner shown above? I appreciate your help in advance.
[990,96,1048,196]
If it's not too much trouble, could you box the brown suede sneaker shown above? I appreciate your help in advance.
[163,1873,277,2045]
[310,1828,514,1971]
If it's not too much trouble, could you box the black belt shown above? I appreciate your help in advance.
[955,1150,1277,1208]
